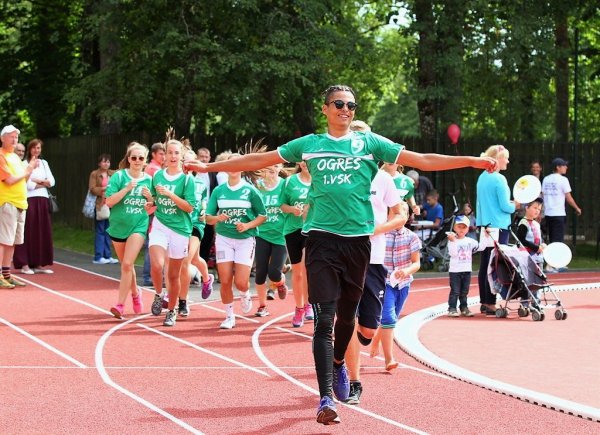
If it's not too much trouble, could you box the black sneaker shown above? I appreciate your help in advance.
[344,381,362,405]
[163,310,177,327]
[178,299,189,317]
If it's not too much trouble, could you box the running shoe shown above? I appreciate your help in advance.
[276,277,288,300]
[292,307,304,328]
[316,396,339,425]
[132,292,144,314]
[163,309,177,327]
[220,315,236,329]
[20,267,34,275]
[151,293,163,316]
[304,304,314,321]
[344,381,363,405]
[266,289,275,300]
[201,273,215,299]
[0,278,16,289]
[92,258,110,265]
[178,299,189,317]
[110,303,124,319]
[332,362,350,401]
[255,305,269,317]
[240,292,252,314]
[33,268,53,274]
[447,309,460,317]
[460,308,474,317]
[107,257,119,264]
[6,276,26,287]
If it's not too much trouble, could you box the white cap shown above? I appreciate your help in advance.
[1,125,20,136]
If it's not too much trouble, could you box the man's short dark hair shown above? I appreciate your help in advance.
[322,85,356,104]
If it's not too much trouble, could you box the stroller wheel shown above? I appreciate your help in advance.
[518,307,529,318]
[495,308,507,318]
[531,310,542,322]
[554,309,563,320]
[540,312,546,321]
[562,311,568,320]
[438,264,448,272]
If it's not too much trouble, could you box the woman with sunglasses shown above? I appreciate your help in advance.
[105,143,153,319]
[148,140,196,327]
[184,84,497,426]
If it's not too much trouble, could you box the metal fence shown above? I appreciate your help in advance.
[43,133,598,244]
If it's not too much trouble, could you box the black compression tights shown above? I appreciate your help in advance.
[312,298,358,398]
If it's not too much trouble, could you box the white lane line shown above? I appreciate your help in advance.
[95,314,205,435]
[0,317,87,368]
[395,286,600,423]
[136,323,269,377]
[252,313,430,435]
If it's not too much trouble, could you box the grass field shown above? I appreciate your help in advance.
[52,222,599,271]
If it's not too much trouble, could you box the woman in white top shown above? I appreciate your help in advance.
[13,139,55,274]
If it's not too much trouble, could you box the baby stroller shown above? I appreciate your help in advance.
[486,230,567,321]
[420,192,459,272]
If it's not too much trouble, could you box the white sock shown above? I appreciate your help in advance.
[225,303,234,317]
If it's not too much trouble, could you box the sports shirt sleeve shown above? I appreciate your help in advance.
[277,135,313,163]
[105,171,123,198]
[368,133,404,164]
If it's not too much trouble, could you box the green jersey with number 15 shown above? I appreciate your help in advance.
[257,177,285,245]
[278,131,403,236]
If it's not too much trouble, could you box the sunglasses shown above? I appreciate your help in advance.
[328,100,358,111]
[129,155,145,162]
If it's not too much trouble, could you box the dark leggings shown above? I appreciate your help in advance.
[312,298,358,398]
[254,237,288,285]
[478,229,510,304]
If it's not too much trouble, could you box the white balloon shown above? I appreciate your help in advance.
[513,175,542,204]
[544,242,572,269]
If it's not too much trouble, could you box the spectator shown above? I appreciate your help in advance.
[13,139,55,274]
[476,145,518,315]
[406,169,434,212]
[541,158,581,269]
[15,143,25,161]
[196,147,218,265]
[446,215,478,317]
[530,159,543,179]
[422,189,444,232]
[0,125,37,289]
[462,202,478,240]
[89,153,118,265]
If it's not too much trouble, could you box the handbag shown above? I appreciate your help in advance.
[48,191,59,213]
[96,203,110,221]
[82,191,96,218]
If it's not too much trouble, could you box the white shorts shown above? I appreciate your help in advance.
[148,218,189,259]
[215,234,256,267]
[0,203,25,245]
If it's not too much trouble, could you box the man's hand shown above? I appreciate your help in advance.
[474,157,498,172]
[183,160,207,173]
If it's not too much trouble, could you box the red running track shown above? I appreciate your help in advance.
[1,264,599,434]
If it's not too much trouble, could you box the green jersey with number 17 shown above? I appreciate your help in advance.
[278,131,403,236]
[150,169,196,237]
[206,180,266,239]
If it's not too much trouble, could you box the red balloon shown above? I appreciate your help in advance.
[448,124,461,144]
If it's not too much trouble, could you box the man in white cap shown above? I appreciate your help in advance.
[0,125,38,288]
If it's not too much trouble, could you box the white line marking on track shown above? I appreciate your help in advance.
[95,314,205,435]
[136,323,270,377]
[0,317,87,368]
[252,312,430,434]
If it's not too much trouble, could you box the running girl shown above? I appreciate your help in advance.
[105,143,153,318]
[280,161,312,327]
[148,140,196,327]
[253,164,288,317]
[178,149,214,317]
[205,153,266,329]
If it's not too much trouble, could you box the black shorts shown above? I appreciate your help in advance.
[192,227,204,240]
[109,235,128,243]
[357,263,387,330]
[305,232,371,304]
[285,229,306,264]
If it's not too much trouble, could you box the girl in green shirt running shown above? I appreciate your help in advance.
[105,143,153,319]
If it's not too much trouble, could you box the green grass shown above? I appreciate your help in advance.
[53,222,144,264]
[53,222,599,270]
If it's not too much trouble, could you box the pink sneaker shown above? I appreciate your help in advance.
[202,273,214,299]
[132,292,144,314]
[292,307,304,328]
[304,303,314,321]
[110,303,124,319]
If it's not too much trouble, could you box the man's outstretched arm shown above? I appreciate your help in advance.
[185,150,285,173]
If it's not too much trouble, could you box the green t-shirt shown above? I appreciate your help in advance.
[191,176,209,234]
[206,180,266,239]
[392,173,415,201]
[280,173,311,235]
[106,169,153,239]
[278,131,403,236]
[150,169,196,237]
[257,177,285,245]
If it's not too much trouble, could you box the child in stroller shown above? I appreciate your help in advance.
[420,191,459,272]
[486,227,567,321]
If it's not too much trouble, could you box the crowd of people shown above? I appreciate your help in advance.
[0,83,583,427]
